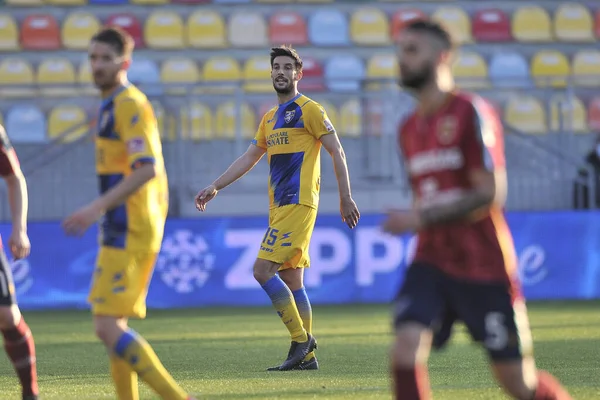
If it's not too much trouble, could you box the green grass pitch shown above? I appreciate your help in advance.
[0,301,598,399]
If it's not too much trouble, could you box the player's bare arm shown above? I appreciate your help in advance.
[320,133,360,229]
[195,144,266,212]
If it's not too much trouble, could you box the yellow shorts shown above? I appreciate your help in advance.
[88,247,157,319]
[257,204,318,271]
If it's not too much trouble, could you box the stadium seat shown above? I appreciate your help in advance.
[37,58,77,96]
[572,50,600,87]
[0,14,19,51]
[172,0,210,3]
[180,102,213,141]
[308,9,349,46]
[298,57,324,92]
[48,105,88,143]
[512,6,552,42]
[452,51,489,89]
[431,6,472,44]
[298,0,333,3]
[0,58,35,97]
[391,9,427,40]
[530,50,570,88]
[106,13,144,48]
[256,0,292,3]
[472,9,511,42]
[215,102,256,140]
[128,58,161,95]
[489,52,531,88]
[151,100,176,141]
[269,11,308,45]
[596,10,600,39]
[549,94,588,133]
[588,97,600,131]
[324,55,365,92]
[202,56,242,90]
[20,14,61,50]
[229,12,268,48]
[504,96,547,134]
[339,98,361,138]
[160,58,200,94]
[257,102,276,120]
[554,3,594,42]
[187,10,227,48]
[212,0,251,4]
[77,60,96,95]
[46,0,86,4]
[89,0,128,4]
[243,56,272,93]
[6,0,44,4]
[145,11,184,49]
[131,0,168,4]
[5,105,46,143]
[366,53,397,90]
[62,12,101,50]
[350,8,390,46]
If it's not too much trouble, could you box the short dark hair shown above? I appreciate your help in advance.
[91,26,134,58]
[404,20,453,51]
[270,45,303,71]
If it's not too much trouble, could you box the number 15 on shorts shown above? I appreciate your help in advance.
[262,227,279,247]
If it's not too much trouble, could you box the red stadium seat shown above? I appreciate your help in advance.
[258,101,276,120]
[20,14,61,50]
[472,9,511,42]
[269,11,307,45]
[298,57,324,92]
[106,14,144,48]
[391,9,427,41]
[589,97,600,131]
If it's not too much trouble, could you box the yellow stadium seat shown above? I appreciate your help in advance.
[0,58,35,97]
[203,56,242,84]
[243,56,272,93]
[187,10,226,49]
[313,100,338,130]
[350,8,390,46]
[549,94,588,133]
[46,0,86,4]
[554,3,594,42]
[340,98,361,137]
[150,100,176,141]
[512,6,552,42]
[48,105,88,143]
[6,0,43,4]
[131,0,168,4]
[215,102,256,140]
[366,53,397,90]
[0,14,19,51]
[229,12,268,48]
[530,50,570,88]
[37,58,77,96]
[145,11,184,49]
[181,102,213,141]
[504,96,547,134]
[297,0,333,2]
[62,12,101,50]
[77,60,97,95]
[573,50,600,87]
[432,6,472,44]
[160,58,200,95]
[452,51,489,89]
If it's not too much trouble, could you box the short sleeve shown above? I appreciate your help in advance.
[462,98,505,172]
[114,98,160,169]
[0,125,18,177]
[251,113,267,149]
[304,102,336,140]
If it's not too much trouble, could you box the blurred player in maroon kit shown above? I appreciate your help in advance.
[382,20,572,400]
[0,125,38,400]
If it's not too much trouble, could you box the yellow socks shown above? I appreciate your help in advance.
[293,287,315,360]
[262,276,308,342]
[110,355,139,400]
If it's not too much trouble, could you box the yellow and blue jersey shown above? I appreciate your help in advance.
[252,93,335,210]
[95,83,168,252]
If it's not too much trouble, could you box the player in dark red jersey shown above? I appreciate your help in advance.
[0,125,38,400]
[382,20,572,400]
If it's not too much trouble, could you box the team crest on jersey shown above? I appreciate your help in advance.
[284,110,296,124]
[437,116,458,145]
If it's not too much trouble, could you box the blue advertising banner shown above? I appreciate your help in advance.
[0,211,598,311]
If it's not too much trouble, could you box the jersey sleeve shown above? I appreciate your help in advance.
[304,102,336,139]
[0,125,19,177]
[114,98,160,169]
[462,98,505,172]
[251,113,267,149]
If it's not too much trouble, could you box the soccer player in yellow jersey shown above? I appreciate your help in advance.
[62,27,196,400]
[195,45,360,371]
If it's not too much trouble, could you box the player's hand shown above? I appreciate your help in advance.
[8,229,30,260]
[195,184,218,212]
[340,196,360,229]
[381,209,422,235]
[62,203,103,237]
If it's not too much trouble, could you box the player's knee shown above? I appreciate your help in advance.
[0,305,21,330]
[253,260,278,285]
[93,316,123,346]
[392,323,432,367]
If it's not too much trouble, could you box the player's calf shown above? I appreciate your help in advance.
[391,323,433,400]
[492,359,572,400]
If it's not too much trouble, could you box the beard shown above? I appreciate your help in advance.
[399,63,434,91]
[93,71,119,91]
[273,79,294,94]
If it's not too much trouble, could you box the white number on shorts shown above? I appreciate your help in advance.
[0,268,8,298]
[484,312,508,351]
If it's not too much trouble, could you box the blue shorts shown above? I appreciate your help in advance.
[393,263,533,361]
